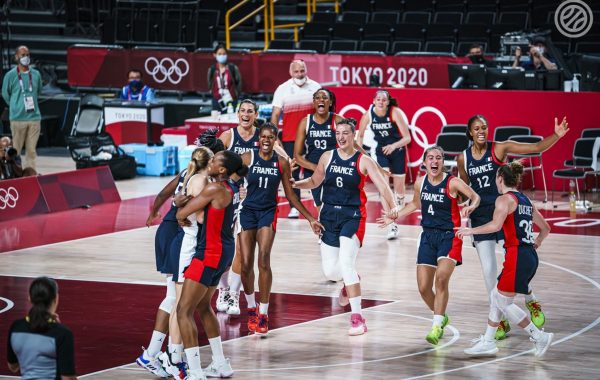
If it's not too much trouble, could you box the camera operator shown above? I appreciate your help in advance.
[512,36,557,71]
[0,136,36,179]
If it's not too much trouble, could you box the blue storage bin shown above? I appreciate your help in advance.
[178,145,197,171]
[120,144,178,176]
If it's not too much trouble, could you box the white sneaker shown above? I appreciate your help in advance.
[216,287,231,312]
[203,357,234,378]
[288,207,299,218]
[226,291,241,316]
[531,330,554,357]
[348,313,367,336]
[158,351,187,380]
[185,369,208,380]
[136,349,169,378]
[464,336,498,357]
[387,223,399,240]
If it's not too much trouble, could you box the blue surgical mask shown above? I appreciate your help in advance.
[216,55,228,64]
[129,80,142,91]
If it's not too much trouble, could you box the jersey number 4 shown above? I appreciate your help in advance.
[427,204,434,215]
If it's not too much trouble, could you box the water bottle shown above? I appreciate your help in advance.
[226,103,234,114]
[569,180,577,213]
[572,74,580,92]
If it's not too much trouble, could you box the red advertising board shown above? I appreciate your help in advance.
[0,176,49,220]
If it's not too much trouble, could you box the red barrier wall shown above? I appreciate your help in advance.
[0,167,121,222]
[332,87,600,184]
[67,47,469,92]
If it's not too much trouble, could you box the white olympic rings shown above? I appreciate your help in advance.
[144,57,190,84]
[0,186,19,209]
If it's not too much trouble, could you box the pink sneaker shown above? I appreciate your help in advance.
[339,284,349,307]
[348,313,367,336]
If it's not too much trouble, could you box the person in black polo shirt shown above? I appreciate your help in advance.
[6,276,77,380]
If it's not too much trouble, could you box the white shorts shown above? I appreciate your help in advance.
[178,230,197,283]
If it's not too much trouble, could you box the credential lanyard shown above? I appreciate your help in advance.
[16,67,33,93]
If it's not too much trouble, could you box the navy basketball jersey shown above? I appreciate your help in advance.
[464,142,504,206]
[322,150,366,207]
[503,191,535,247]
[420,174,460,231]
[243,150,281,210]
[305,112,337,164]
[228,127,259,155]
[163,170,188,221]
[194,182,235,264]
[368,105,402,146]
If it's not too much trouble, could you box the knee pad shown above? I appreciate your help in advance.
[159,277,177,313]
[320,243,342,282]
[339,236,360,286]
[491,288,513,311]
[504,303,527,325]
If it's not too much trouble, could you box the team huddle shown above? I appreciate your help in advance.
[136,89,569,380]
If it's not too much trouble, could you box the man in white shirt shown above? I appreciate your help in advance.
[271,60,321,218]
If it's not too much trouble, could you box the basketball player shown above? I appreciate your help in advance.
[175,150,248,380]
[294,118,399,336]
[456,115,568,339]
[357,90,411,240]
[381,146,480,345]
[459,161,554,357]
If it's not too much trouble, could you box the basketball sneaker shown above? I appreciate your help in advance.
[348,313,367,336]
[288,207,299,218]
[531,330,554,357]
[440,314,450,338]
[204,357,234,378]
[338,284,349,307]
[216,287,231,312]
[526,300,546,328]
[247,307,258,332]
[495,319,511,340]
[426,325,443,345]
[136,349,169,378]
[255,313,269,336]
[387,223,399,240]
[158,351,188,380]
[226,292,241,316]
[185,369,208,380]
[464,335,499,356]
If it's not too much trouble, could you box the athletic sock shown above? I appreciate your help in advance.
[349,296,362,315]
[245,292,256,309]
[484,324,498,341]
[229,271,242,293]
[218,271,229,289]
[525,322,542,340]
[184,347,201,371]
[525,291,537,303]
[208,337,225,362]
[259,302,269,315]
[147,330,166,357]
[170,343,184,364]
[432,314,444,328]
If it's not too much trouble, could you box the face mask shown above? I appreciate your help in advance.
[537,47,545,55]
[293,77,307,86]
[469,54,485,64]
[19,56,30,66]
[216,55,227,64]
[129,80,142,91]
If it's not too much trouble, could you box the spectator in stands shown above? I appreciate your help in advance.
[208,44,242,114]
[120,69,155,102]
[467,43,495,67]
[1,45,42,172]
[270,59,321,218]
[0,135,36,179]
[512,37,557,71]
[7,276,77,379]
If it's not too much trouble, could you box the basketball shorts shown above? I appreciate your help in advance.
[319,203,366,248]
[417,228,462,266]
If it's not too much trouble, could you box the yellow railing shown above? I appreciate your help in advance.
[225,0,339,51]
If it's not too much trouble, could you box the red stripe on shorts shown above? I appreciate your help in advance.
[184,257,205,282]
[498,246,518,293]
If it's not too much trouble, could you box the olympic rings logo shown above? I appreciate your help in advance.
[144,57,190,84]
[0,187,19,209]
[338,104,447,167]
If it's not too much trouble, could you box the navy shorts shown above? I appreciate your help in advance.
[185,242,235,287]
[240,206,278,231]
[154,207,183,273]
[417,228,463,266]
[304,168,324,207]
[319,203,366,248]
[497,245,538,294]
[470,204,505,242]
[374,146,406,175]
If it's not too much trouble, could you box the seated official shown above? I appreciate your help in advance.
[512,37,558,71]
[120,69,155,102]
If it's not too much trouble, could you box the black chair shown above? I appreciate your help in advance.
[402,0,434,12]
[70,95,105,136]
[312,11,338,24]
[441,124,468,134]
[456,41,488,56]
[371,11,400,24]
[425,24,457,42]
[329,40,358,52]
[268,39,296,50]
[343,0,373,12]
[434,11,464,25]
[493,126,531,142]
[363,23,393,40]
[299,39,327,53]
[457,24,489,42]
[360,40,389,54]
[402,11,432,24]
[465,11,496,25]
[375,0,403,11]
[552,138,600,207]
[391,40,422,53]
[575,42,600,55]
[301,22,331,39]
[392,23,426,42]
[498,11,529,29]
[564,138,598,168]
[435,132,471,170]
[332,22,363,40]
[435,0,467,12]
[582,129,600,138]
[508,135,548,202]
[499,0,531,12]
[425,41,455,53]
[466,0,498,12]
[341,11,369,24]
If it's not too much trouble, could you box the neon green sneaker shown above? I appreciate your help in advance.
[426,325,444,345]
[526,300,545,328]
[440,314,450,338]
[495,319,511,340]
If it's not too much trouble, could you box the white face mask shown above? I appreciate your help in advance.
[293,77,307,86]
[537,47,545,55]
[19,56,30,66]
